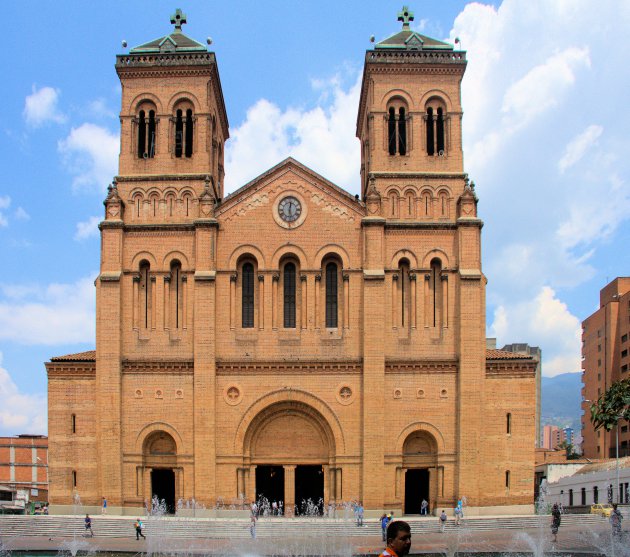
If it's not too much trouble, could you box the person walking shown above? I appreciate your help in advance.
[420,499,428,516]
[135,518,146,540]
[84,514,94,537]
[550,503,561,543]
[439,510,447,533]
[610,503,623,537]
[454,505,462,526]
[249,515,257,538]
[380,514,389,541]
[356,502,364,527]
[101,497,107,514]
[379,520,412,557]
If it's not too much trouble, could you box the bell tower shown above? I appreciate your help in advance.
[357,5,466,201]
[115,8,229,198]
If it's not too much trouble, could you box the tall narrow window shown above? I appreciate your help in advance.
[325,262,338,328]
[171,261,183,329]
[388,108,396,155]
[175,109,183,158]
[283,263,296,328]
[398,107,407,155]
[185,109,194,157]
[139,261,151,329]
[138,110,146,158]
[505,470,510,489]
[506,413,512,434]
[430,258,442,327]
[436,107,445,154]
[148,110,156,158]
[426,107,434,156]
[242,263,254,328]
[72,470,77,488]
[399,260,410,327]
[71,414,76,434]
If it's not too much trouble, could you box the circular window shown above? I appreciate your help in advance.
[393,388,402,399]
[336,384,355,405]
[416,389,425,399]
[278,196,302,222]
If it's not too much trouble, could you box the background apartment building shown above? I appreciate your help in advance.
[0,435,48,503]
[581,277,630,458]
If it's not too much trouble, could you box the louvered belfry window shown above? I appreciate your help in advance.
[325,262,338,328]
[242,263,254,328]
[283,263,296,328]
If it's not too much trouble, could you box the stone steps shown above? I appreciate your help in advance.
[0,514,606,540]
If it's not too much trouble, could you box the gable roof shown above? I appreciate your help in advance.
[130,31,207,54]
[218,157,364,214]
[375,29,453,51]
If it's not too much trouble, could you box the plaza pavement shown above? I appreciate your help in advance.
[0,516,625,555]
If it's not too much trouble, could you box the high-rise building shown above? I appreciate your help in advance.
[46,8,537,516]
[581,277,630,458]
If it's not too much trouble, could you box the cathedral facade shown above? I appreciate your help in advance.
[47,9,536,516]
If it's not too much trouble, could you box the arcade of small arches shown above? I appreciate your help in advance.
[135,399,447,515]
[129,249,450,333]
[385,95,451,157]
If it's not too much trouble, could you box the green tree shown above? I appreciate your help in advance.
[589,378,630,431]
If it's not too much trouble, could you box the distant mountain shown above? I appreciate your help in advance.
[541,372,583,432]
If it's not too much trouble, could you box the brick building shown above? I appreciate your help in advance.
[46,8,536,516]
[0,435,48,503]
[581,277,630,458]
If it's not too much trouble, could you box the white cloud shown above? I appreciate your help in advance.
[58,123,119,192]
[0,195,9,227]
[490,286,582,377]
[225,73,361,194]
[447,0,630,362]
[14,207,30,221]
[558,124,603,174]
[23,85,65,127]
[0,353,46,436]
[0,275,96,345]
[74,216,101,241]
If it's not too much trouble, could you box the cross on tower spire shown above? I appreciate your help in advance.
[397,6,414,29]
[170,8,187,32]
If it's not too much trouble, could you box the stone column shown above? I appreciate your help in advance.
[391,274,398,329]
[163,275,171,329]
[410,274,417,329]
[441,274,448,328]
[283,465,296,517]
[229,274,236,329]
[248,466,257,504]
[272,274,279,329]
[301,275,308,329]
[335,467,343,502]
[314,274,321,329]
[323,464,329,502]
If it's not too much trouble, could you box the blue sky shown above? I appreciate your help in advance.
[1,0,629,434]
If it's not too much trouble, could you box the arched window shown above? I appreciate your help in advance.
[325,262,338,328]
[283,262,296,328]
[387,101,408,156]
[422,191,431,217]
[426,101,447,156]
[137,110,146,158]
[399,260,410,327]
[170,261,183,329]
[242,262,255,328]
[398,107,407,155]
[388,107,396,155]
[389,192,398,218]
[185,109,194,157]
[439,191,449,217]
[139,261,151,329]
[430,258,442,327]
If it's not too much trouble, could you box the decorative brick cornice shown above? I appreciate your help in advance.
[116,174,210,183]
[125,224,196,233]
[369,172,467,180]
[45,362,95,380]
[122,360,194,374]
[385,221,457,230]
[216,360,362,375]
[485,361,536,378]
[385,360,458,374]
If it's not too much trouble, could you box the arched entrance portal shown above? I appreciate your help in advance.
[244,401,335,515]
[143,431,177,513]
[403,430,438,514]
